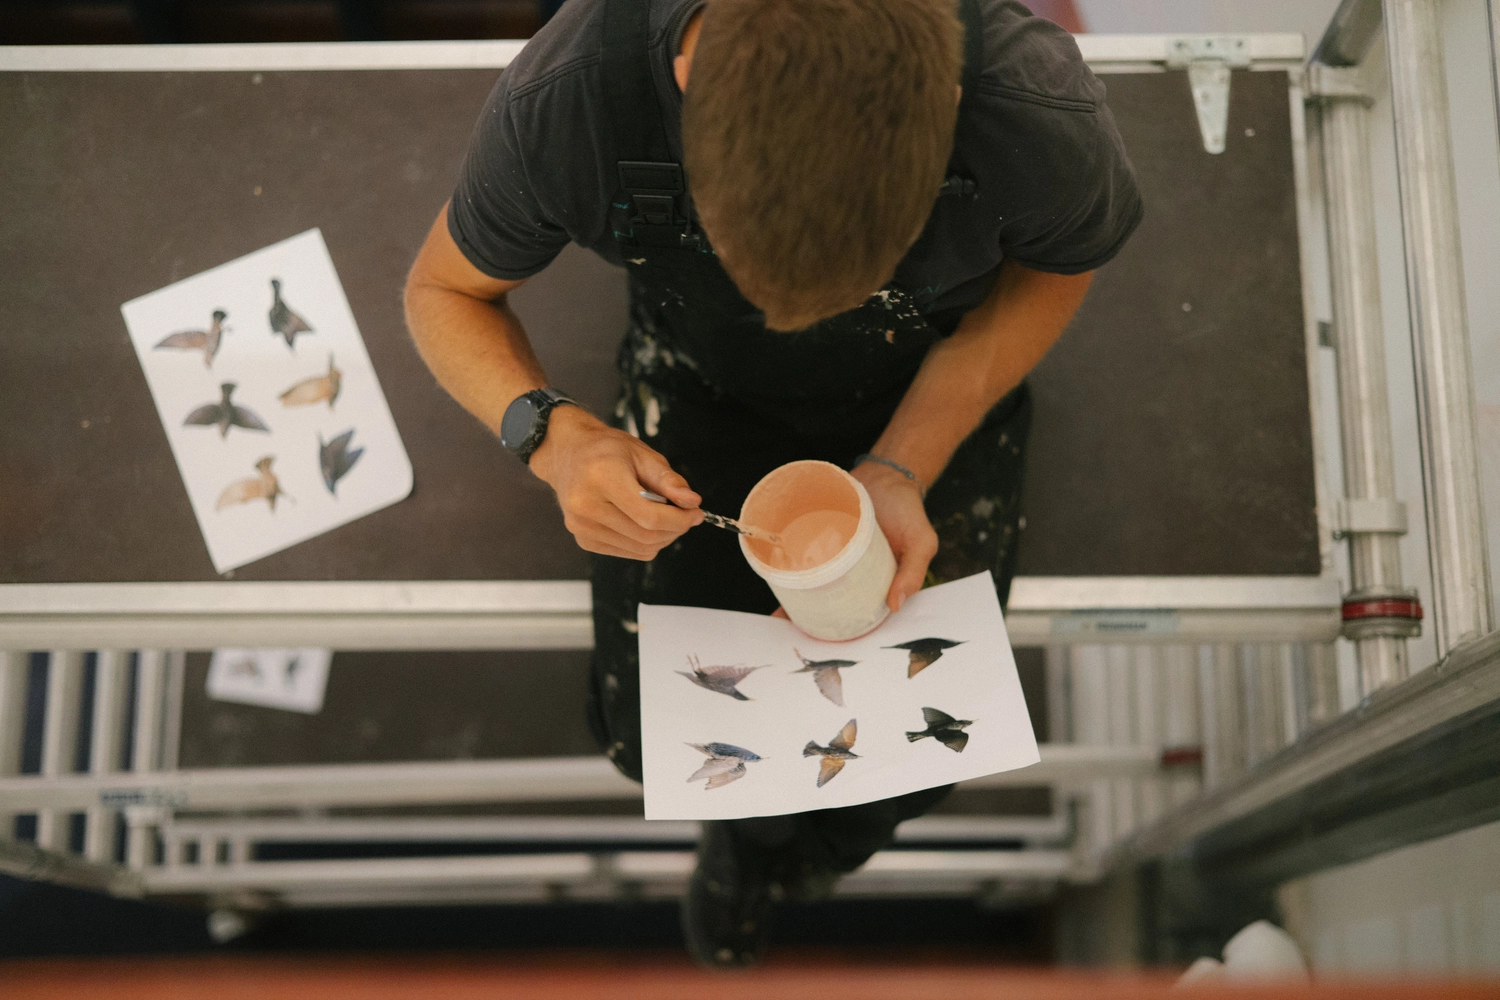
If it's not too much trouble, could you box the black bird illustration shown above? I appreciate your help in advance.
[319,428,364,495]
[885,637,966,678]
[216,456,291,512]
[269,278,313,348]
[906,707,974,753]
[686,742,764,790]
[793,648,860,707]
[804,719,859,787]
[154,309,229,367]
[677,655,765,701]
[184,382,270,438]
[283,655,301,687]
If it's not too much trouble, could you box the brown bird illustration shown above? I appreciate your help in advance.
[793,648,860,707]
[804,719,859,787]
[269,278,313,348]
[677,655,764,701]
[885,637,966,678]
[279,354,341,408]
[216,456,291,511]
[184,382,270,438]
[154,309,229,366]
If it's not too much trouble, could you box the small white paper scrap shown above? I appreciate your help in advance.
[121,228,413,573]
[206,648,332,714]
[639,571,1039,821]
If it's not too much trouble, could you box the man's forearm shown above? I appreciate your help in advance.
[870,261,1092,487]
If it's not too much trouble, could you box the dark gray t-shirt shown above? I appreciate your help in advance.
[449,0,1142,329]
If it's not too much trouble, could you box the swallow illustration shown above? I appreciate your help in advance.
[677,655,765,701]
[885,637,966,678]
[686,742,764,790]
[184,382,270,438]
[318,428,364,495]
[906,707,974,753]
[216,456,291,512]
[279,354,342,408]
[269,278,313,348]
[154,309,229,366]
[804,719,859,787]
[793,648,860,707]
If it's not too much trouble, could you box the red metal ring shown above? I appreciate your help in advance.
[1341,598,1424,621]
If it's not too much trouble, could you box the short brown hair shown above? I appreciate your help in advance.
[682,0,964,331]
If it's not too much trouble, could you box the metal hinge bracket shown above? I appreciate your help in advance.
[1166,36,1251,154]
[1306,63,1373,104]
[1332,498,1409,539]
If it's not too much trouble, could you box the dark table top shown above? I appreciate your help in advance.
[0,65,1320,584]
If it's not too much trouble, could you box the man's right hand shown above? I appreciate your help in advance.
[529,405,704,560]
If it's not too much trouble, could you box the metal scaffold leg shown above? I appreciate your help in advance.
[1312,60,1421,691]
[1384,0,1495,655]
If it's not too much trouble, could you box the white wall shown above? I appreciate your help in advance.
[1280,818,1500,976]
[1075,0,1343,50]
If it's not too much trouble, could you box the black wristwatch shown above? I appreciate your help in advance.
[499,388,579,465]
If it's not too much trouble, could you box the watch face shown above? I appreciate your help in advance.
[500,395,538,452]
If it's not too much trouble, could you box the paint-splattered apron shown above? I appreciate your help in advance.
[586,0,1029,878]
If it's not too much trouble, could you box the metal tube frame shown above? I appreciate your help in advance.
[1383,0,1495,655]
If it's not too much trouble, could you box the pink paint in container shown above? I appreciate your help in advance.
[738,460,897,641]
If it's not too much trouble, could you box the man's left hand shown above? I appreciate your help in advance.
[852,461,936,613]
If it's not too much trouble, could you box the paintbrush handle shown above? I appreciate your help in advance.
[638,490,781,544]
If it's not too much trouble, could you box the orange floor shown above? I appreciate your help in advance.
[2,953,1497,1000]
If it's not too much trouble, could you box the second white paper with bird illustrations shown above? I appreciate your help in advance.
[120,229,413,573]
[638,572,1039,821]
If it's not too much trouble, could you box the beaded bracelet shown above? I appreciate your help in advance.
[852,453,926,499]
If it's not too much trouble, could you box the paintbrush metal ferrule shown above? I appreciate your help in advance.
[638,491,780,544]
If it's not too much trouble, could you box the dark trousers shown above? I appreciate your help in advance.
[586,327,1032,876]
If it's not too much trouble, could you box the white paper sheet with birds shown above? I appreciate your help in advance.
[120,229,413,573]
[638,571,1039,821]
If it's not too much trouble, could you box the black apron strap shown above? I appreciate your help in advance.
[601,0,699,246]
[958,0,983,102]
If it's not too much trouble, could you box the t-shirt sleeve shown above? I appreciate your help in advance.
[447,74,572,281]
[982,93,1144,276]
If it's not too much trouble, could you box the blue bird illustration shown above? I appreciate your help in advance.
[686,742,764,790]
[318,428,364,495]
[184,382,269,438]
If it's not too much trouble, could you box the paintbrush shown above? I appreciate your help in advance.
[639,490,782,544]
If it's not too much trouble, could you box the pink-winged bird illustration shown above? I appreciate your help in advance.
[154,309,229,367]
[677,655,765,701]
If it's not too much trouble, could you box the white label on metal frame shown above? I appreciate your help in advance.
[1050,611,1181,637]
[206,647,332,714]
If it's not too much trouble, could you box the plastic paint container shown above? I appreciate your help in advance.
[739,460,897,641]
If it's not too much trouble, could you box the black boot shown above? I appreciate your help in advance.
[681,820,789,968]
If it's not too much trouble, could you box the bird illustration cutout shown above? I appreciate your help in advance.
[154,309,229,367]
[885,637,966,678]
[184,382,270,438]
[686,742,764,790]
[269,278,314,348]
[793,648,860,706]
[319,428,364,495]
[279,354,342,408]
[804,719,859,787]
[677,655,764,701]
[906,706,974,753]
[216,456,290,512]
